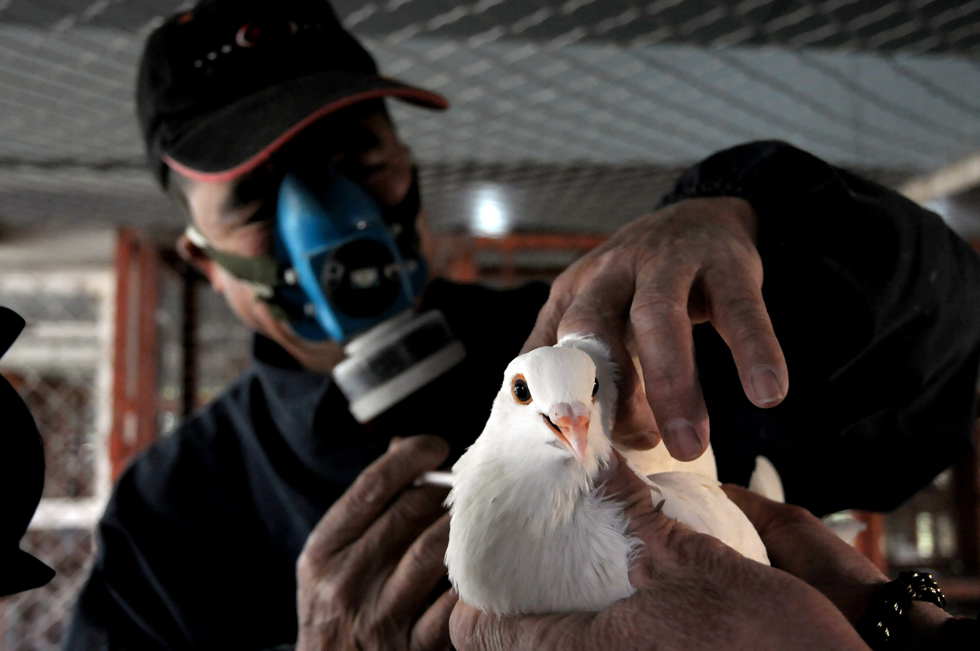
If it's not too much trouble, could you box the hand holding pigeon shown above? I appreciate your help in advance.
[446,335,769,616]
[522,197,788,460]
[449,463,870,651]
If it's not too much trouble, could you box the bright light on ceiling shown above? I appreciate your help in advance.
[472,187,509,236]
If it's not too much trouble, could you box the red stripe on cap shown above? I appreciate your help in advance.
[164,87,448,184]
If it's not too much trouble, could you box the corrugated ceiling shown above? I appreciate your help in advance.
[0,0,977,240]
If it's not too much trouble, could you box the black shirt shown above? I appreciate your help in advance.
[66,142,980,649]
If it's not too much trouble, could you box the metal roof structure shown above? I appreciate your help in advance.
[0,0,978,242]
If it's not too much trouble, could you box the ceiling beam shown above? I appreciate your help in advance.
[900,151,980,202]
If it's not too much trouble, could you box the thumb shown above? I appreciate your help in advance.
[597,451,697,588]
[450,599,594,651]
[450,601,521,651]
[596,450,657,515]
[600,450,714,588]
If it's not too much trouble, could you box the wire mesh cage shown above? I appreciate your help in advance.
[0,0,978,648]
[0,530,95,651]
[0,271,113,651]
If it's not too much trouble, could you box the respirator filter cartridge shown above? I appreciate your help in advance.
[332,309,465,422]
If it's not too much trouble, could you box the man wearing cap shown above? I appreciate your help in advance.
[65,0,980,649]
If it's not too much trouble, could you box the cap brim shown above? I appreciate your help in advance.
[163,72,448,183]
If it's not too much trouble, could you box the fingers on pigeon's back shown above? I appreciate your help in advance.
[598,454,652,506]
[599,454,704,567]
[308,435,450,556]
[598,454,672,544]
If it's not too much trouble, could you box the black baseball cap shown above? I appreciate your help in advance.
[0,307,55,597]
[137,0,448,187]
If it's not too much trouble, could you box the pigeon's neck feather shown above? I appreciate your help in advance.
[447,439,636,614]
[452,445,591,529]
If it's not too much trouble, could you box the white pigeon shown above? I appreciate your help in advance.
[445,335,770,616]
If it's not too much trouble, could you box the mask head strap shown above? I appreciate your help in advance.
[184,225,288,310]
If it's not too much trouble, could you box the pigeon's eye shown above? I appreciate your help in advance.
[511,374,532,405]
[592,377,599,399]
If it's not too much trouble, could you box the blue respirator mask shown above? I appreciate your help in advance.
[185,170,464,422]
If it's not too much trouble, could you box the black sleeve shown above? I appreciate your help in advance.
[64,400,303,651]
[65,511,295,651]
[660,140,980,515]
[63,473,195,651]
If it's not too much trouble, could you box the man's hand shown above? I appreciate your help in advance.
[450,453,867,651]
[723,486,953,646]
[524,197,788,459]
[722,485,887,624]
[296,435,455,651]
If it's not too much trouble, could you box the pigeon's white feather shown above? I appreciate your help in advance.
[558,333,719,480]
[446,444,638,614]
[748,455,785,503]
[622,442,719,480]
[446,339,769,616]
[556,333,619,437]
[652,471,769,562]
[446,345,635,614]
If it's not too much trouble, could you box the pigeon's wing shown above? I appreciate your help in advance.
[648,471,770,565]
[748,455,785,503]
[621,442,718,480]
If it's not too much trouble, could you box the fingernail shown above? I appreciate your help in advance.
[750,366,783,406]
[666,419,703,460]
[387,436,403,452]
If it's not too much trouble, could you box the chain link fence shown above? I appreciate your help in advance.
[0,260,255,650]
[0,271,112,651]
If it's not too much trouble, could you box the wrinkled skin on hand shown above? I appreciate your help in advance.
[449,452,870,651]
[523,197,789,460]
[721,485,887,625]
[296,436,456,651]
[722,485,953,647]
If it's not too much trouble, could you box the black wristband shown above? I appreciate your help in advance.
[857,571,947,649]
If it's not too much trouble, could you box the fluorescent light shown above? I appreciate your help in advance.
[472,187,510,237]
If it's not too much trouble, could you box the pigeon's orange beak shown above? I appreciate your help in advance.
[548,401,590,461]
